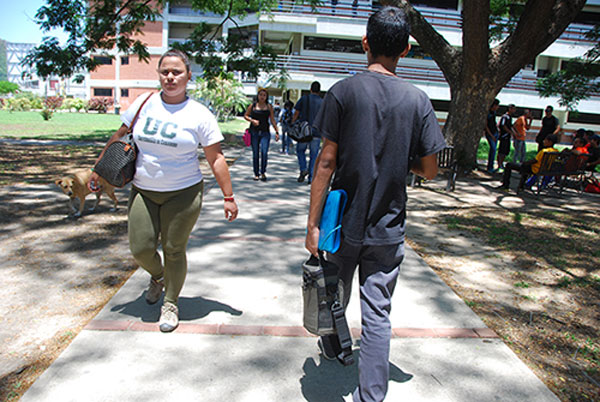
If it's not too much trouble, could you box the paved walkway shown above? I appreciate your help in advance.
[21,146,559,401]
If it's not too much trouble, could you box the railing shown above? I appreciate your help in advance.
[272,1,595,44]
[271,54,544,91]
[168,6,221,18]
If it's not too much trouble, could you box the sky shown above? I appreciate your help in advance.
[0,0,68,44]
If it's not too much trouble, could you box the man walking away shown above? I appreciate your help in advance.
[292,81,324,184]
[497,104,516,171]
[306,6,446,401]
[484,99,500,172]
[536,105,561,152]
[513,109,532,164]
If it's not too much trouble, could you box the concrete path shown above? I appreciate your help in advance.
[21,145,559,401]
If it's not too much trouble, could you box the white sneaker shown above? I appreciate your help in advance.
[159,302,179,332]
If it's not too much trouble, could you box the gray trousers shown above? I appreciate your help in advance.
[326,241,404,402]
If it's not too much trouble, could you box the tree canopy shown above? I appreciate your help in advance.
[24,0,320,81]
[389,0,587,168]
[0,80,19,95]
[536,25,600,111]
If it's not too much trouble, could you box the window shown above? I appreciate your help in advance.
[410,0,458,10]
[303,36,363,54]
[93,88,113,97]
[568,112,600,125]
[430,99,450,112]
[121,56,129,65]
[120,88,129,97]
[94,56,113,65]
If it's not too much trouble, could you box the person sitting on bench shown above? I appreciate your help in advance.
[498,134,558,192]
[585,134,600,172]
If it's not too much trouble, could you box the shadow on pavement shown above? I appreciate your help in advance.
[300,350,413,401]
[110,294,243,322]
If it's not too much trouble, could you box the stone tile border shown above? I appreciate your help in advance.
[85,320,499,338]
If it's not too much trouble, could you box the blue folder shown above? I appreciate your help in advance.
[318,189,348,253]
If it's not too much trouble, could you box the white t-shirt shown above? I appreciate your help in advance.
[121,92,223,192]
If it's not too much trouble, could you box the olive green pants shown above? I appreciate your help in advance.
[128,182,203,305]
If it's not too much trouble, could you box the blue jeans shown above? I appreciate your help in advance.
[485,132,498,171]
[296,137,321,181]
[325,241,404,402]
[513,139,526,164]
[281,124,292,153]
[251,129,271,176]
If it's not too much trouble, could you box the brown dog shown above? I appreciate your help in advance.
[55,169,118,217]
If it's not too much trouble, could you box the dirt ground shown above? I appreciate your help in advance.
[405,171,600,402]
[0,141,599,401]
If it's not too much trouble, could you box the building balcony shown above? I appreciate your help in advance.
[269,54,600,98]
[272,0,596,46]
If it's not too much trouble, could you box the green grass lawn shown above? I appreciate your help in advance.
[476,137,570,164]
[0,111,248,141]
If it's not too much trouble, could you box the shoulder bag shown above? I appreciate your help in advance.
[289,96,314,143]
[301,188,353,366]
[94,93,153,188]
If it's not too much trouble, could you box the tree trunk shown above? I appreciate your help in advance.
[444,85,496,169]
[389,0,587,171]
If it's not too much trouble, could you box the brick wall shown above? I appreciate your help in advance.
[121,55,161,80]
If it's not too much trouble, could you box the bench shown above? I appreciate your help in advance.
[410,146,457,192]
[524,151,589,195]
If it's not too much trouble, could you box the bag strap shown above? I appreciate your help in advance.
[317,251,354,366]
[331,300,354,366]
[127,92,154,134]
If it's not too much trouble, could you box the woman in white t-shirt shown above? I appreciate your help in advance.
[89,49,238,332]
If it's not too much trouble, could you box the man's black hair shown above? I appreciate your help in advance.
[491,99,500,107]
[546,134,558,145]
[366,6,410,59]
[310,81,321,93]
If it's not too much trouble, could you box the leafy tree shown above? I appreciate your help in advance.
[23,0,162,79]
[390,0,587,169]
[0,80,19,95]
[25,0,320,81]
[536,25,600,111]
[191,73,250,121]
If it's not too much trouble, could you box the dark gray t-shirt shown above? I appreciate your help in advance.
[314,71,446,246]
[295,93,324,137]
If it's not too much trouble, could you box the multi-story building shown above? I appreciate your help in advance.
[91,0,600,138]
[6,42,87,98]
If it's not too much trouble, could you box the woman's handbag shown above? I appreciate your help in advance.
[243,129,251,147]
[94,93,153,187]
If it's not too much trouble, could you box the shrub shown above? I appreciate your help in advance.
[61,98,88,112]
[40,108,53,120]
[5,97,32,111]
[14,92,43,109]
[87,97,114,113]
[44,96,64,110]
[30,97,43,109]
